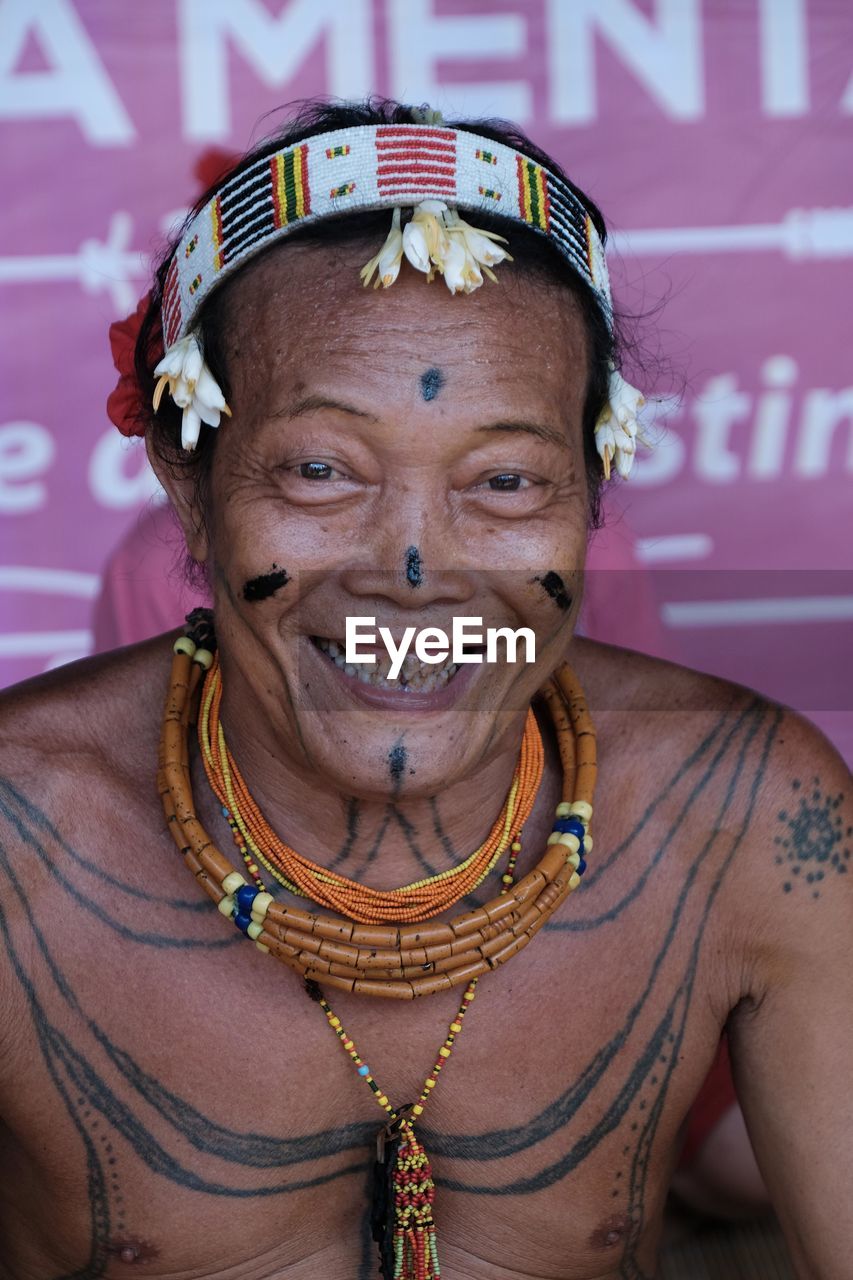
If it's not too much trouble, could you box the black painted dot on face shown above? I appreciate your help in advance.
[534,571,573,612]
[405,546,422,589]
[242,564,290,603]
[419,367,444,402]
[388,741,407,792]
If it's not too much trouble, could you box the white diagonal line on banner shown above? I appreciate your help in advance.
[635,535,712,564]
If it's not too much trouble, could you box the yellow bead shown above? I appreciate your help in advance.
[555,801,572,817]
[567,851,580,870]
[555,832,580,852]
[173,636,196,657]
[412,1104,424,1117]
[583,835,593,852]
[568,871,581,890]
[463,991,475,1001]
[511,841,522,852]
[193,647,214,670]
[450,1022,462,1033]
[217,895,235,917]
[546,832,561,845]
[424,1079,436,1089]
[344,1039,354,1050]
[251,891,274,920]
[378,1095,389,1106]
[570,801,593,823]
[501,874,514,885]
[255,941,270,953]
[222,871,246,895]
[439,1047,451,1058]
[330,1017,341,1029]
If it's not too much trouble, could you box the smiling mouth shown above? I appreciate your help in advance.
[310,636,480,693]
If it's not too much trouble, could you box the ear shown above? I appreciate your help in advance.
[145,432,210,565]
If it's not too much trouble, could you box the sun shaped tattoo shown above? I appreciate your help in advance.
[773,777,851,898]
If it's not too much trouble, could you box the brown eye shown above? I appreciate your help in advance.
[299,461,334,480]
[488,473,523,491]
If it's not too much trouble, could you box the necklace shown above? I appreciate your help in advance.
[159,622,595,999]
[159,611,596,1280]
[199,653,545,919]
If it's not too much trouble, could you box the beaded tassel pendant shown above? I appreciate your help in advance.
[372,1112,440,1280]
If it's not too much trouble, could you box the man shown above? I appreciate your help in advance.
[0,101,849,1280]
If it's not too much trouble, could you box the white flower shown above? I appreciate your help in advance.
[152,332,231,451]
[360,207,404,289]
[594,364,645,480]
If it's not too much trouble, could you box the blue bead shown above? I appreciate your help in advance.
[221,806,229,817]
[554,816,585,837]
[358,1065,370,1077]
[236,884,259,913]
[234,912,252,934]
[577,858,587,876]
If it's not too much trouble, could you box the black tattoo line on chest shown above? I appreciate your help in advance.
[242,563,290,602]
[0,702,781,1280]
[774,776,850,898]
[419,367,444,401]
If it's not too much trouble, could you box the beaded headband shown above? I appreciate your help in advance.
[151,122,645,475]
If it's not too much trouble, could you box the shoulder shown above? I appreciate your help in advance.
[572,636,852,985]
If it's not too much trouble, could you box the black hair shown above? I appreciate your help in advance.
[136,97,622,531]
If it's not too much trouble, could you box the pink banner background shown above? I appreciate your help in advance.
[1,0,851,760]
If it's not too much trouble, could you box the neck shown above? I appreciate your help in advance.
[196,673,564,895]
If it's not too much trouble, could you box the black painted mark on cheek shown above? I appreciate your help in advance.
[419,367,444,402]
[405,546,422,589]
[534,571,573,612]
[242,563,290,602]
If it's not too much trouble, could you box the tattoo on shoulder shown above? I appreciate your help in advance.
[773,776,851,898]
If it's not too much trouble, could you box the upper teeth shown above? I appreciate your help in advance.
[313,637,459,692]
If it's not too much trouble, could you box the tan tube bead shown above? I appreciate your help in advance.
[349,924,401,949]
[277,926,322,956]
[414,959,486,994]
[484,929,532,971]
[408,971,458,998]
[398,920,456,948]
[310,917,356,944]
[301,951,331,975]
[356,947,416,971]
[353,978,415,1000]
[317,939,366,969]
[305,969,357,995]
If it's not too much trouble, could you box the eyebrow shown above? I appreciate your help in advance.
[271,394,378,422]
[476,420,571,451]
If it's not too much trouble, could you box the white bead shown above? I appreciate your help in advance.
[247,921,264,941]
[583,835,593,852]
[567,851,581,869]
[555,801,572,817]
[194,647,214,670]
[554,832,580,853]
[568,871,581,890]
[250,891,274,920]
[255,942,270,954]
[217,895,235,917]
[222,872,246,895]
[547,832,562,846]
[173,636,196,657]
[570,801,593,823]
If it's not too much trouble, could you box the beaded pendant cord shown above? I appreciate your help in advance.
[309,838,518,1280]
[159,612,596,1000]
[198,654,545,919]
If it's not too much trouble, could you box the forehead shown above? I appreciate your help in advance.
[215,239,590,417]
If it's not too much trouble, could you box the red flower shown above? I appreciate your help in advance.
[106,291,162,438]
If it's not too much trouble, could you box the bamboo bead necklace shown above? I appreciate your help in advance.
[159,618,596,999]
[198,653,545,920]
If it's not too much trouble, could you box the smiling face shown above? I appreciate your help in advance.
[167,240,592,800]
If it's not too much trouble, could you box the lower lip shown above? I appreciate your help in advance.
[305,639,482,711]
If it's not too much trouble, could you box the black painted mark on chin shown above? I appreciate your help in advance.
[388,740,407,794]
[534,571,572,612]
[405,546,422,589]
[419,367,444,402]
[242,564,290,603]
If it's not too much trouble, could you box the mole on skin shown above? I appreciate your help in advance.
[242,563,290,602]
[405,546,422,589]
[534,571,572,612]
[419,366,444,402]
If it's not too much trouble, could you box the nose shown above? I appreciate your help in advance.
[338,490,476,610]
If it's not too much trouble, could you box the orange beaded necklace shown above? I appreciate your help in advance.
[199,653,545,921]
